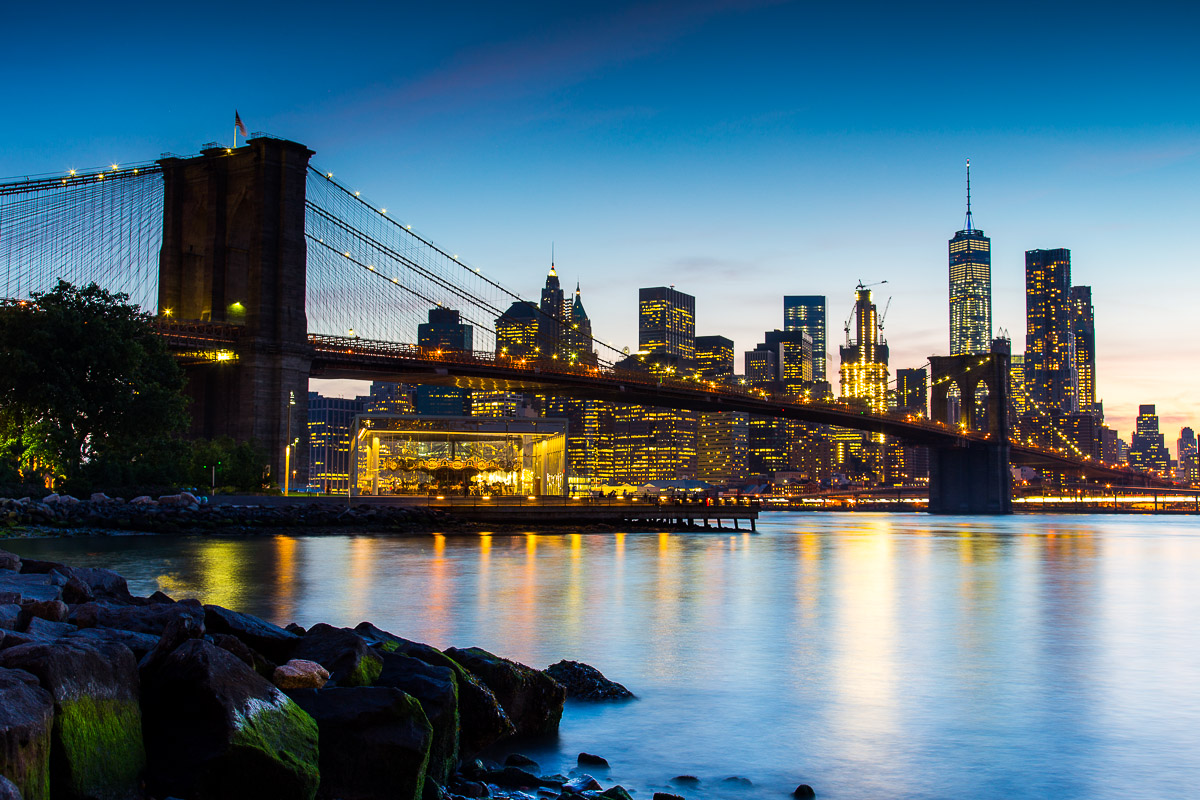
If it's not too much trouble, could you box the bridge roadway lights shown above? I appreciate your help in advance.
[928,441,1012,515]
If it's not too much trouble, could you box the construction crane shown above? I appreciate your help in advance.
[844,280,888,344]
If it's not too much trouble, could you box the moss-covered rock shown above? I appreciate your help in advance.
[445,647,566,738]
[375,651,459,784]
[287,686,432,800]
[291,624,381,688]
[141,639,319,800]
[355,623,514,755]
[0,667,53,800]
[0,639,145,800]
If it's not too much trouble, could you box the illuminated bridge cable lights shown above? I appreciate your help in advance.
[0,162,164,311]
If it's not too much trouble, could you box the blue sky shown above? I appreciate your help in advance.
[4,0,1198,444]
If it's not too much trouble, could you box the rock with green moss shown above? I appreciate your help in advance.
[291,624,381,687]
[354,623,514,755]
[0,639,145,800]
[140,639,319,800]
[445,647,566,737]
[375,651,459,784]
[0,667,53,800]
[287,686,432,800]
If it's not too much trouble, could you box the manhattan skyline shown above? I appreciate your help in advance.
[3,0,1197,440]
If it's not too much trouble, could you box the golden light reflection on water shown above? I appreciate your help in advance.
[831,518,899,758]
[156,539,249,609]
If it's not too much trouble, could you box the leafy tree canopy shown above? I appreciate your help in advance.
[0,281,189,490]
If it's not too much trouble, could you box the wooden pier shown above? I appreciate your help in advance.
[354,495,759,530]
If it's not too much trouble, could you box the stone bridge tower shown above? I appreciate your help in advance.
[927,351,1012,513]
[158,137,314,488]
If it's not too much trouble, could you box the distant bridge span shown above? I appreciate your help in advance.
[156,322,1174,491]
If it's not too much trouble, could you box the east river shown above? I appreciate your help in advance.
[7,513,1200,799]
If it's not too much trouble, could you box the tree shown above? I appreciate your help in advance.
[0,281,189,489]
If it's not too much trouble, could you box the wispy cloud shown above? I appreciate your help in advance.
[353,0,787,121]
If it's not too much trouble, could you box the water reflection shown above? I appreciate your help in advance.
[7,514,1200,800]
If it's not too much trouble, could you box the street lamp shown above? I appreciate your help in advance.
[284,391,296,495]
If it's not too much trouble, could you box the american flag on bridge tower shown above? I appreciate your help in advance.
[234,111,248,138]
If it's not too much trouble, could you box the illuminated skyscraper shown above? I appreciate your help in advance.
[565,282,597,366]
[495,301,539,358]
[1025,248,1077,414]
[1070,285,1098,416]
[783,295,827,382]
[639,286,695,364]
[695,335,735,379]
[1128,405,1169,476]
[538,262,566,357]
[839,285,889,412]
[949,160,992,355]
[307,391,368,492]
[896,368,927,416]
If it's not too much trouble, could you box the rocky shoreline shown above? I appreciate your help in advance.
[0,494,662,538]
[0,548,817,800]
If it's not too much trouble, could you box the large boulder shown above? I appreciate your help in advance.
[287,687,432,800]
[63,628,159,662]
[544,660,634,700]
[354,623,514,754]
[0,606,18,631]
[375,651,459,784]
[140,639,319,800]
[444,647,566,737]
[65,568,130,602]
[0,667,54,800]
[291,624,381,687]
[0,575,62,606]
[0,551,21,573]
[0,640,145,800]
[71,600,204,636]
[203,606,298,664]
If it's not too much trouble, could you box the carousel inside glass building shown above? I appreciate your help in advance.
[351,415,567,497]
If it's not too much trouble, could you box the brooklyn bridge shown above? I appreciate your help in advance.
[0,137,1173,513]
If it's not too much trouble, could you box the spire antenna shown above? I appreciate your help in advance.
[965,158,973,232]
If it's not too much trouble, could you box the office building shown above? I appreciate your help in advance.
[839,285,889,412]
[365,382,413,415]
[307,391,368,493]
[416,307,471,415]
[695,335,735,380]
[763,329,813,383]
[1025,248,1077,414]
[1070,286,1098,416]
[538,262,566,356]
[495,300,540,358]
[1127,404,1170,476]
[1009,354,1027,417]
[784,295,827,382]
[1177,427,1197,484]
[610,404,697,483]
[896,368,928,416]
[566,282,597,365]
[949,160,992,355]
[696,412,749,484]
[639,286,696,365]
[417,307,473,352]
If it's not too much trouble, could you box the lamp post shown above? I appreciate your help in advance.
[284,391,296,495]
